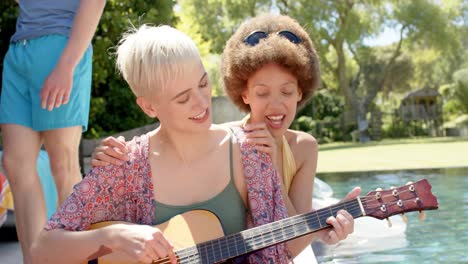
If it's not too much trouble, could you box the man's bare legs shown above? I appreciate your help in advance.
[43,126,82,207]
[1,124,45,264]
[1,125,83,263]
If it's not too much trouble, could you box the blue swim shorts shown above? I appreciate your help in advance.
[0,34,92,132]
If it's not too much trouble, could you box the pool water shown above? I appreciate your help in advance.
[314,167,468,264]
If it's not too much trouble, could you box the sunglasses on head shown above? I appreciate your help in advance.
[243,30,302,46]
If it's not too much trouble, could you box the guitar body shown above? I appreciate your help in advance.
[88,210,225,264]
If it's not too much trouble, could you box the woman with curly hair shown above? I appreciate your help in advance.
[221,14,360,259]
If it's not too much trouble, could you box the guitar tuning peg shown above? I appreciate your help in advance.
[418,211,426,221]
[376,187,383,191]
[406,181,414,185]
[386,218,392,228]
[401,213,408,223]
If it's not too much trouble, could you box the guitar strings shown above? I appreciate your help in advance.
[160,199,395,263]
[154,203,365,264]
[158,201,412,264]
[176,196,415,263]
[246,194,421,248]
[153,192,420,264]
[163,200,365,263]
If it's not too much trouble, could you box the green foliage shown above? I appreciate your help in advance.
[441,68,468,122]
[175,1,464,135]
[204,54,224,96]
[297,90,344,120]
[408,48,447,88]
[176,4,226,96]
[440,83,456,118]
[178,0,272,54]
[292,90,348,143]
[292,116,316,135]
[394,0,459,50]
[453,68,468,84]
[86,0,176,138]
[443,114,468,129]
[454,81,468,114]
[356,45,414,96]
[0,2,18,86]
[383,118,427,138]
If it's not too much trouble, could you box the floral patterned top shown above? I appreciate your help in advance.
[45,134,154,230]
[45,130,291,263]
[231,127,291,264]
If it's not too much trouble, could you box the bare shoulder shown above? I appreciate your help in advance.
[211,124,234,145]
[286,130,318,181]
[286,130,318,164]
[287,130,318,152]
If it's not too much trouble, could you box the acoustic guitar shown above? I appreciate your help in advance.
[87,179,438,264]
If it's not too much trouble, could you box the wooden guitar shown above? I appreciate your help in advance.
[88,179,438,264]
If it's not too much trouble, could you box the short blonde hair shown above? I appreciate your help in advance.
[116,24,201,98]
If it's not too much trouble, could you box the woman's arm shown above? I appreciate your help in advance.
[32,227,113,263]
[282,133,318,256]
[31,156,177,264]
[33,223,176,264]
[284,132,359,257]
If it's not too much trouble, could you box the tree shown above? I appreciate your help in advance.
[85,0,176,138]
[454,81,468,114]
[0,1,19,94]
[179,0,465,141]
[289,0,463,141]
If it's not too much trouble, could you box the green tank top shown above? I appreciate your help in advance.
[153,133,247,235]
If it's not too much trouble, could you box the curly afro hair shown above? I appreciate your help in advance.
[221,14,321,113]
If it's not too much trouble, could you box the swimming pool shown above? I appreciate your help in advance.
[314,167,468,263]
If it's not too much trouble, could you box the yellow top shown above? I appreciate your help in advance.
[242,115,296,193]
[281,134,297,193]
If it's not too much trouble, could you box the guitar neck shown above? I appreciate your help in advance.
[173,199,364,263]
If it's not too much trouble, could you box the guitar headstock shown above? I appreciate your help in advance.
[361,179,438,220]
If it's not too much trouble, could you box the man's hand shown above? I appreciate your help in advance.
[40,62,74,111]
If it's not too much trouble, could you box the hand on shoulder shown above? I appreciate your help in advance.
[91,136,129,167]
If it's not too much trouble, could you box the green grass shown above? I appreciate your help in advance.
[317,137,468,173]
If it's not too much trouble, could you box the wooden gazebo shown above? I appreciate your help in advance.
[399,86,443,136]
[399,87,443,122]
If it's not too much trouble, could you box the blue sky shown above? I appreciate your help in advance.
[364,27,401,47]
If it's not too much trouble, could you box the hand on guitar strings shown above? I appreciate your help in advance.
[318,187,361,245]
[104,224,178,264]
